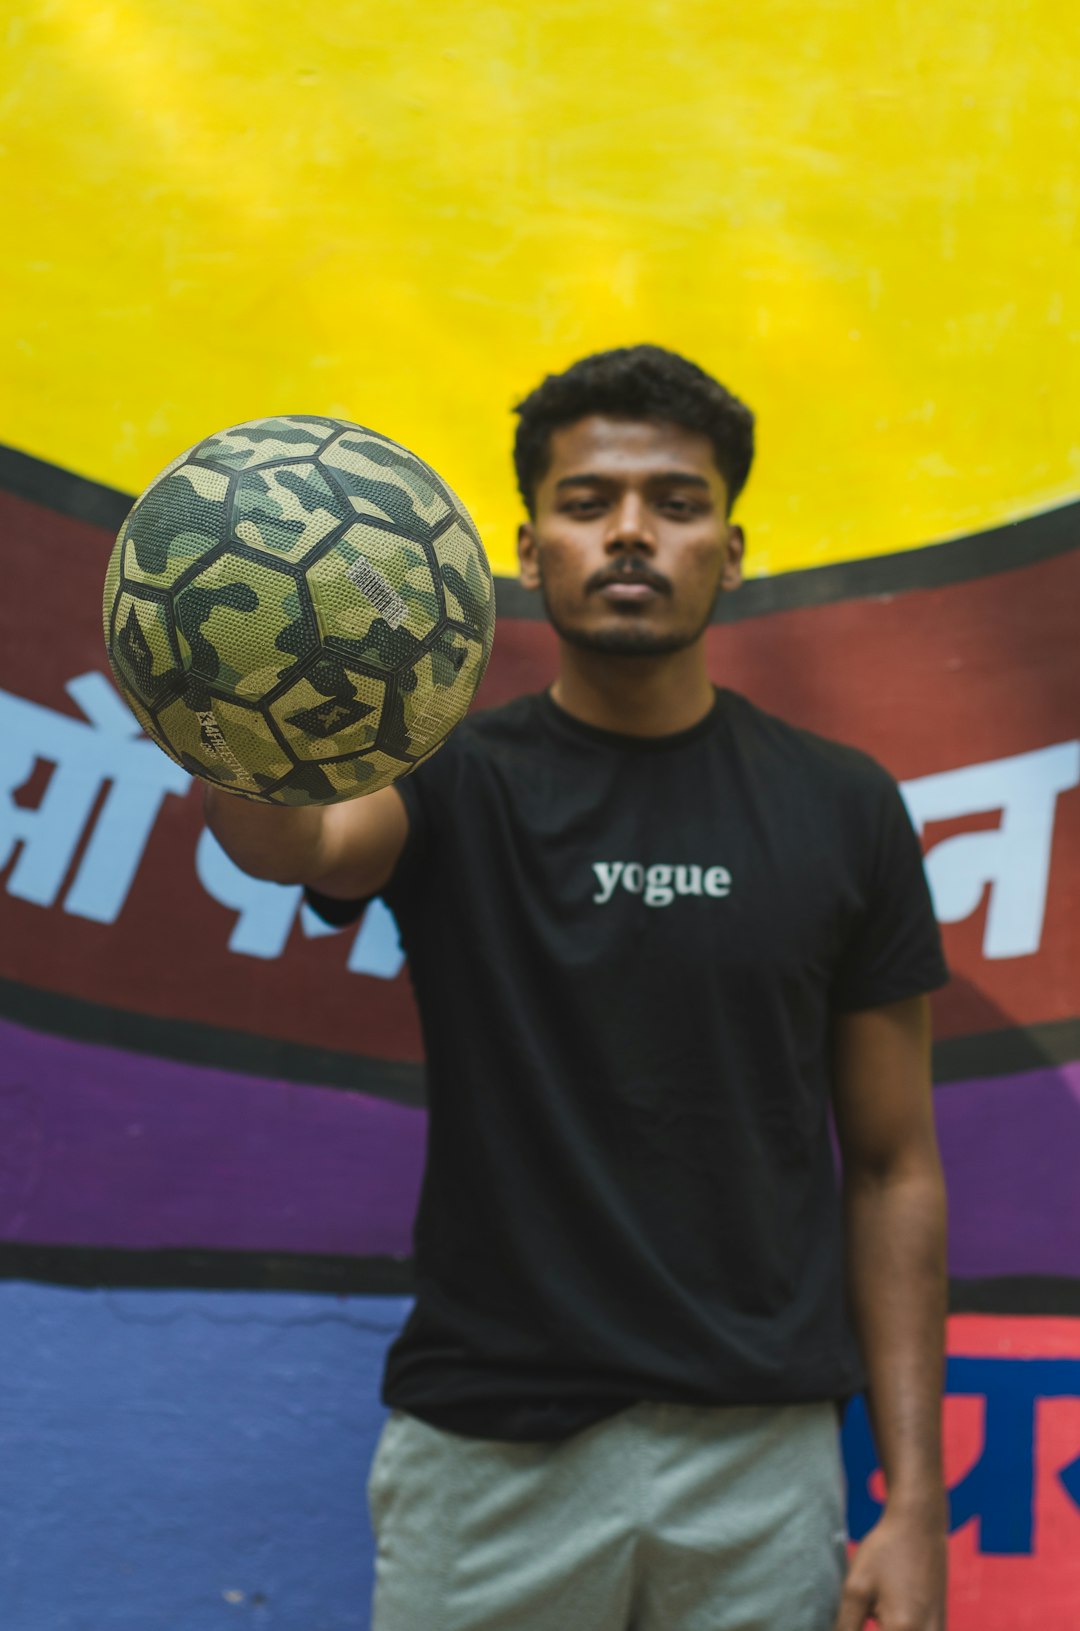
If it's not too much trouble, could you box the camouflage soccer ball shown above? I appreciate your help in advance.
[102,415,495,804]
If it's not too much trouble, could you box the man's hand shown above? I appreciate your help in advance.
[834,1504,947,1631]
[203,781,408,898]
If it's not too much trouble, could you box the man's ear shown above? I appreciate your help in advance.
[518,522,542,590]
[721,525,746,592]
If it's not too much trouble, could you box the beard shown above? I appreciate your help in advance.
[551,620,699,657]
[540,585,719,658]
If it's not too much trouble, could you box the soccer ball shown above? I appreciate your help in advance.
[102,415,495,804]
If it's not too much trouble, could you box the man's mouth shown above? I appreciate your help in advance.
[588,563,670,600]
[597,580,661,603]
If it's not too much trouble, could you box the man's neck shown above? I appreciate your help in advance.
[549,641,716,737]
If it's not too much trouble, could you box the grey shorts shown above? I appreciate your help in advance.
[367,1399,848,1630]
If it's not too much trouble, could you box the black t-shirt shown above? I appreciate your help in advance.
[308,688,948,1441]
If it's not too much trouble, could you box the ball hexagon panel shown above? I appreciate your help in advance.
[309,746,420,803]
[102,535,122,634]
[108,589,183,710]
[122,687,164,753]
[230,461,348,563]
[308,521,442,651]
[154,691,292,795]
[430,517,495,645]
[372,628,486,760]
[319,429,454,540]
[119,464,232,590]
[173,552,318,699]
[268,659,384,763]
[194,416,331,471]
[264,746,406,807]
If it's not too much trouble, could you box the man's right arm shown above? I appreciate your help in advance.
[203,783,410,902]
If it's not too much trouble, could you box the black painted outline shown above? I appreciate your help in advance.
[0,1242,415,1295]
[3,1239,1078,1316]
[1,444,134,529]
[0,976,426,1106]
[3,441,1077,619]
[948,1276,1080,1316]
[496,499,1080,622]
[0,976,1074,1114]
[933,1018,1080,1084]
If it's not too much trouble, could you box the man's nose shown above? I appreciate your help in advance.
[604,494,655,552]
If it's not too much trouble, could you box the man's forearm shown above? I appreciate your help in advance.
[203,784,327,883]
[844,1157,948,1510]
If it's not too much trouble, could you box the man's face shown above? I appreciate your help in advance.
[517,416,744,657]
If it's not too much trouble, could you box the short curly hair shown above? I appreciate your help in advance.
[512,344,755,516]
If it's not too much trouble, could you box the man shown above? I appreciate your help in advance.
[206,345,949,1631]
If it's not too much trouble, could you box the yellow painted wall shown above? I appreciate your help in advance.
[2,0,1076,576]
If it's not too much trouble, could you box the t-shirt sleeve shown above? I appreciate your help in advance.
[831,769,949,1012]
[302,885,368,928]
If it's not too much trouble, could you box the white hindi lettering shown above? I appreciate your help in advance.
[0,672,405,977]
[587,739,1079,951]
[2,674,1073,971]
[900,740,1080,960]
[0,671,191,923]
[195,827,406,978]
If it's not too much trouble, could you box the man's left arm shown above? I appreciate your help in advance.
[831,992,948,1631]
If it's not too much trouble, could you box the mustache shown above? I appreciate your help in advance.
[585,558,672,596]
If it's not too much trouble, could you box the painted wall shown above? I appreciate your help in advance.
[1,4,1078,1627]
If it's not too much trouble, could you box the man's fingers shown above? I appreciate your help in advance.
[833,1574,875,1631]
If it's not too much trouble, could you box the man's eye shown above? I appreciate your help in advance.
[564,500,604,516]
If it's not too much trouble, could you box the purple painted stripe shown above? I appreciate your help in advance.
[935,1060,1080,1279]
[2,1011,1077,1278]
[0,1016,424,1256]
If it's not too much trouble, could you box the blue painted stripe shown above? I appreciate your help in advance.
[0,1281,410,1631]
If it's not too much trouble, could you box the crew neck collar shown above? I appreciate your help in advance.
[537,687,726,752]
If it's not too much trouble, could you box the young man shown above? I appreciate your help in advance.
[206,346,950,1631]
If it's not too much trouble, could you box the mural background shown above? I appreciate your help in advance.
[1,3,1077,1626]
